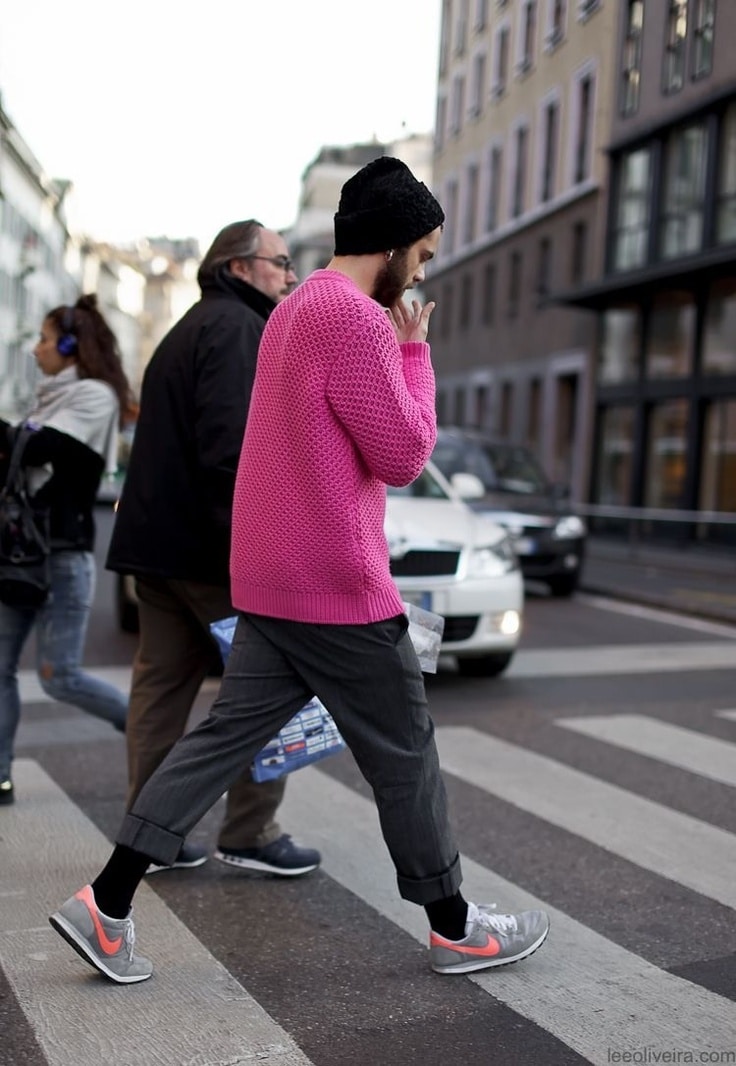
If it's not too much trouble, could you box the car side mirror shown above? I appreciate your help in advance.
[451,472,486,500]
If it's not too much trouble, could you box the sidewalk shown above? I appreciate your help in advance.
[579,536,736,626]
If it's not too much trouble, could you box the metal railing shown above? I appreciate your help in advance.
[572,502,736,557]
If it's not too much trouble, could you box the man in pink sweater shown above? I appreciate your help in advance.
[50,157,550,984]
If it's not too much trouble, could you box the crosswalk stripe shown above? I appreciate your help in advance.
[281,763,736,1065]
[0,759,313,1066]
[505,641,736,678]
[555,713,736,788]
[435,727,736,909]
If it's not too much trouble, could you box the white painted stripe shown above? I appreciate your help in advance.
[507,641,736,678]
[281,766,736,1065]
[0,759,313,1066]
[17,668,220,705]
[577,593,736,639]
[556,713,736,788]
[435,727,736,909]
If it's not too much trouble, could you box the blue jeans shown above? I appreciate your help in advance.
[0,550,128,780]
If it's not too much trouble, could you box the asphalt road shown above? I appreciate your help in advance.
[3,509,736,1066]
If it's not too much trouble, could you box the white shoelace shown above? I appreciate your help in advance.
[467,902,517,936]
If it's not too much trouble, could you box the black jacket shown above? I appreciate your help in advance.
[106,269,275,585]
[0,421,104,551]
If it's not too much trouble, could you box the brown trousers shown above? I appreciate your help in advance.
[126,576,284,849]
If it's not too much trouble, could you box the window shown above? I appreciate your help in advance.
[518,1,537,73]
[511,125,529,218]
[475,0,489,31]
[717,104,736,245]
[482,263,496,324]
[463,162,479,244]
[500,382,514,437]
[469,52,487,117]
[440,282,455,339]
[439,0,451,75]
[492,24,510,97]
[621,1,644,116]
[508,251,522,317]
[645,292,695,379]
[599,308,641,384]
[527,379,542,449]
[644,399,689,509]
[537,237,552,299]
[545,0,567,49]
[702,279,736,376]
[700,400,736,515]
[660,124,707,260]
[578,0,601,21]
[540,99,559,203]
[692,0,714,79]
[435,97,447,153]
[449,75,466,136]
[574,72,594,184]
[443,179,459,254]
[595,406,636,506]
[571,220,587,284]
[455,0,470,54]
[663,0,688,94]
[459,274,474,329]
[486,144,503,232]
[613,148,651,271]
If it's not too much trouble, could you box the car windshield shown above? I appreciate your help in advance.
[386,465,450,499]
[432,437,550,496]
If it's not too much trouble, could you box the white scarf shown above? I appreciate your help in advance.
[24,364,120,490]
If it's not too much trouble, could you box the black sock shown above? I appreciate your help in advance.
[91,845,152,919]
[425,893,469,941]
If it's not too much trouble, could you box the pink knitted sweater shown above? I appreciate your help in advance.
[230,269,437,624]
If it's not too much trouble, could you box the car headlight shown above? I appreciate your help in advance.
[553,515,586,540]
[467,535,519,576]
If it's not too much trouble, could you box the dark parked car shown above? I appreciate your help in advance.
[430,427,587,597]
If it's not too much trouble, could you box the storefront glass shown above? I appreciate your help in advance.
[644,399,689,508]
[702,279,736,375]
[645,292,695,378]
[599,307,640,383]
[595,406,636,505]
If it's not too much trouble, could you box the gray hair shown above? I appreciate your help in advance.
[197,219,263,285]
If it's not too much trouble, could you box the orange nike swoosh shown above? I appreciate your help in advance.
[430,931,502,957]
[75,885,123,955]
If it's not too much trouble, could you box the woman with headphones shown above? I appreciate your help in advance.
[0,294,133,804]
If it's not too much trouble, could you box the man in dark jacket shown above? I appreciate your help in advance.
[106,220,320,875]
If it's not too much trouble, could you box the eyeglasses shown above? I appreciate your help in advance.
[243,254,295,273]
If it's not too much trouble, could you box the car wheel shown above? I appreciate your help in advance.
[547,573,579,598]
[456,652,513,678]
[116,574,140,634]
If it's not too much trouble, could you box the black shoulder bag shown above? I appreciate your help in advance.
[0,426,51,609]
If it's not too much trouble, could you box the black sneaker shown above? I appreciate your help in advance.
[145,841,208,874]
[0,779,14,805]
[214,834,321,877]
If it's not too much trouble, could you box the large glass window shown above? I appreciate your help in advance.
[702,279,736,375]
[595,406,636,505]
[599,307,641,384]
[511,125,529,218]
[540,99,559,203]
[486,144,503,233]
[717,104,736,245]
[613,148,651,271]
[700,399,736,513]
[645,293,695,379]
[660,124,707,259]
[644,399,689,508]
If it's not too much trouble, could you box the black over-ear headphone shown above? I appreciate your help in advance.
[57,307,78,356]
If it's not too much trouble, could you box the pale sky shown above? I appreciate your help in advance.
[0,1,441,249]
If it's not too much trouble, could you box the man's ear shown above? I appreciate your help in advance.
[229,258,251,282]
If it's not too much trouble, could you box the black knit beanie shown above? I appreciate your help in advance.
[333,156,445,256]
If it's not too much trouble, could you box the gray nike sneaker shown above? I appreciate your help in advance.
[430,902,550,974]
[49,884,152,984]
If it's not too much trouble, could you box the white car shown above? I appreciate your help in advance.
[386,460,523,677]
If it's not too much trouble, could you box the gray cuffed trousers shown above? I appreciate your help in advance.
[117,611,462,905]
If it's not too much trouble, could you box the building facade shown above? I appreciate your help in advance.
[424,0,616,500]
[565,0,736,544]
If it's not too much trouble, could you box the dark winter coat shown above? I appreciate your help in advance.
[106,269,276,585]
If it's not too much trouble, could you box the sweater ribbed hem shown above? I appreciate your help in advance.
[231,580,405,625]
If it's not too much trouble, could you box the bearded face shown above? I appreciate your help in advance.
[371,249,410,307]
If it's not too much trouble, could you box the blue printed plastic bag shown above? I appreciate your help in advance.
[210,616,347,782]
